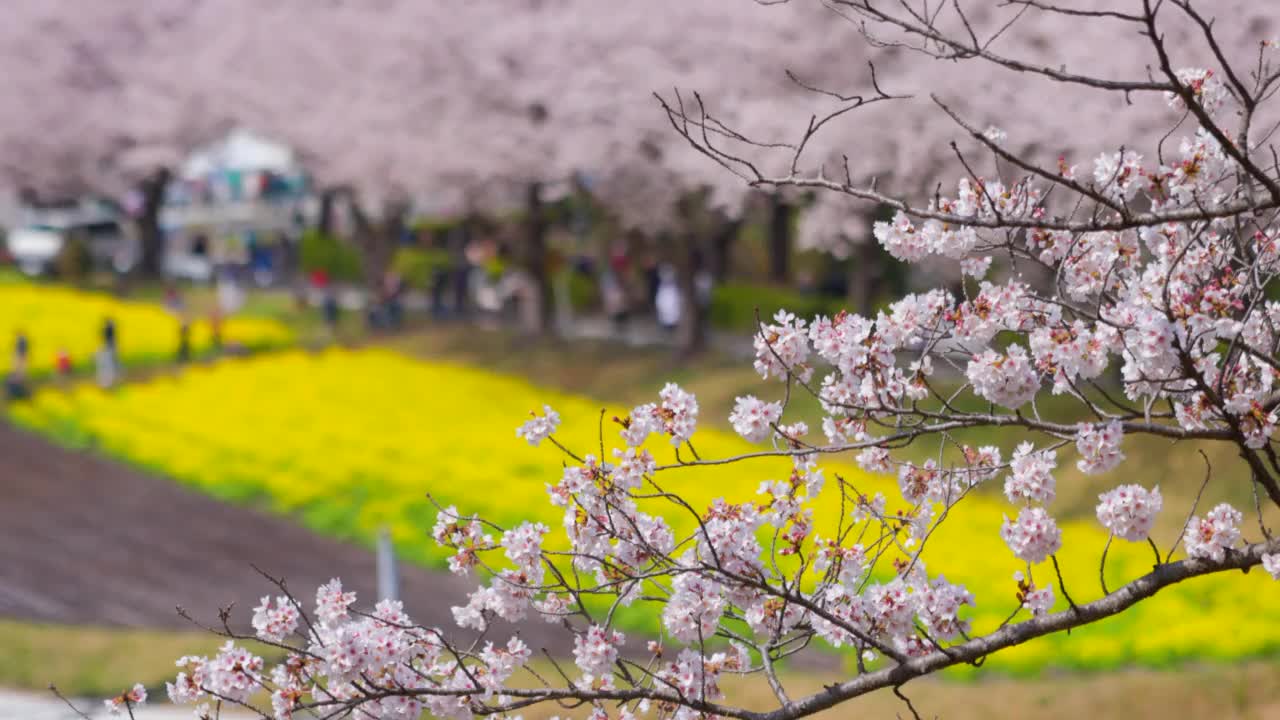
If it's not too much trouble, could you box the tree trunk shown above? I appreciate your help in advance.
[349,197,401,293]
[710,217,742,282]
[847,236,879,316]
[767,193,792,284]
[318,186,342,237]
[525,182,555,336]
[675,236,707,357]
[136,167,172,278]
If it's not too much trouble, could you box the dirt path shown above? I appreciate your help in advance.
[0,421,568,653]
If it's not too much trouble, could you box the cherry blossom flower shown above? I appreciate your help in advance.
[967,345,1041,409]
[1076,421,1126,475]
[754,311,813,382]
[658,383,699,445]
[1096,485,1162,542]
[1263,553,1280,580]
[516,405,562,447]
[1024,586,1054,616]
[729,395,782,443]
[104,684,147,715]
[1001,507,1062,564]
[573,625,625,677]
[1184,503,1243,562]
[1004,442,1057,505]
[251,595,300,643]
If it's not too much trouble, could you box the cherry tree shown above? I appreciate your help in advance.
[74,3,1280,719]
[788,0,1272,313]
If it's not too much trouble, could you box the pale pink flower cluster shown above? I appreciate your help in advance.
[856,445,893,474]
[251,594,300,642]
[1263,553,1280,581]
[1014,571,1055,617]
[1003,442,1057,505]
[1028,320,1112,393]
[1058,231,1139,302]
[516,405,561,446]
[1024,586,1054,616]
[167,642,264,706]
[654,646,748,720]
[1166,68,1228,114]
[1075,421,1125,475]
[573,624,625,677]
[898,460,963,505]
[611,446,656,490]
[729,395,782,443]
[1000,507,1062,564]
[315,577,356,625]
[960,255,993,278]
[813,538,867,587]
[452,519,549,630]
[433,506,495,575]
[966,346,1041,409]
[1093,149,1145,202]
[1184,503,1243,562]
[1095,484,1162,542]
[960,444,1003,487]
[913,575,975,640]
[619,402,661,446]
[658,382,699,445]
[754,310,813,382]
[663,573,728,643]
[104,683,147,716]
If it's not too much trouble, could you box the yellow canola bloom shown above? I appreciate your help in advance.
[1,285,292,376]
[8,348,1276,674]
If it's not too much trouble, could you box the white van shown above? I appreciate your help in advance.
[4,220,128,276]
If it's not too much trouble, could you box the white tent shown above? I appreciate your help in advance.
[180,128,297,179]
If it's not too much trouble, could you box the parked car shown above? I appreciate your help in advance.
[4,220,129,276]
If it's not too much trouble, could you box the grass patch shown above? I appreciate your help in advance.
[0,619,276,698]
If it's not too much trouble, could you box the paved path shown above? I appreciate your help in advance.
[0,420,568,655]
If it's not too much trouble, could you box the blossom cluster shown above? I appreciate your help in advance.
[1095,485,1163,542]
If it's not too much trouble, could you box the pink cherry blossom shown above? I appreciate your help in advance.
[1096,485,1163,542]
[1001,507,1063,564]
[516,405,561,447]
[1263,553,1280,580]
[1184,503,1243,562]
[1004,442,1057,505]
[729,395,782,443]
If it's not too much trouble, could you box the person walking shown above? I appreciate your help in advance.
[600,269,630,337]
[209,308,224,354]
[654,263,682,335]
[12,330,29,378]
[5,330,31,400]
[97,316,119,388]
[322,288,341,341]
[176,321,191,364]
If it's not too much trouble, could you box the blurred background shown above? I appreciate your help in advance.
[1,1,1279,718]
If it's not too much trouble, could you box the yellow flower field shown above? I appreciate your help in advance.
[1,284,292,376]
[7,348,1277,673]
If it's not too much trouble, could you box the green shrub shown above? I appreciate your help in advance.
[299,229,363,282]
[391,247,451,290]
[55,235,93,284]
[709,282,846,332]
[566,270,598,311]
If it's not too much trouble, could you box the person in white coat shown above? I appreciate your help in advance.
[654,263,681,334]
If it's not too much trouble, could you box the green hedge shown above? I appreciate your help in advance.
[709,282,847,332]
[299,230,363,282]
[391,248,451,290]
